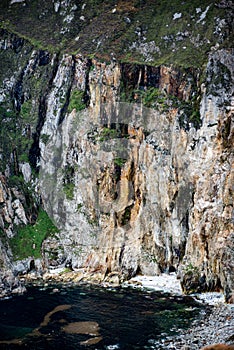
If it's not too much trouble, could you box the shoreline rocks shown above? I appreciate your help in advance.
[0,271,26,299]
[153,304,234,350]
[1,271,233,349]
[127,274,234,350]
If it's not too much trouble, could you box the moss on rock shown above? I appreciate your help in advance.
[9,209,59,260]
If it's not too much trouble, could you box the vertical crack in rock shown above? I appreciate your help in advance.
[29,53,61,169]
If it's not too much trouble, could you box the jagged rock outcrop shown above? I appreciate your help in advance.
[0,3,233,300]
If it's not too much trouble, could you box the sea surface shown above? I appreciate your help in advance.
[0,283,205,349]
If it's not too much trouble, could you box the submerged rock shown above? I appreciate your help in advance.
[62,321,100,336]
[80,336,103,346]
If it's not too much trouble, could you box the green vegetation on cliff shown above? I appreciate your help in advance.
[0,33,57,173]
[0,105,33,172]
[0,0,232,68]
[67,90,86,113]
[10,209,59,260]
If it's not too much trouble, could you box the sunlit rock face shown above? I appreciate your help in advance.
[0,26,233,299]
[38,49,233,299]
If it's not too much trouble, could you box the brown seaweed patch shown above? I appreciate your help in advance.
[0,304,72,345]
[29,304,72,338]
[62,321,100,336]
[0,338,23,345]
[80,336,103,346]
[40,304,71,327]
[58,318,67,324]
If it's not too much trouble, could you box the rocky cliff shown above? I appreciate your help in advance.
[0,0,233,301]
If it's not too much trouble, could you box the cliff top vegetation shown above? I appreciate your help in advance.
[0,0,233,68]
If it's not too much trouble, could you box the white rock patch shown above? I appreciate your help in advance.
[127,273,183,295]
[10,0,25,4]
[173,13,182,20]
[197,5,210,23]
[127,274,227,305]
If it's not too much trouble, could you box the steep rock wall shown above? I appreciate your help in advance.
[39,49,233,299]
[0,29,233,301]
[180,50,234,300]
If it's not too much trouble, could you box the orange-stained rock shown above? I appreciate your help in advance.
[200,344,234,350]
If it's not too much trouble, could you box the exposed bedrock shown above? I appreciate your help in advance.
[0,29,233,300]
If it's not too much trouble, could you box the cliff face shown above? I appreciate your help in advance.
[0,1,233,301]
[39,49,233,300]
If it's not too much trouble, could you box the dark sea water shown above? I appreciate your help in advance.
[0,284,204,350]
